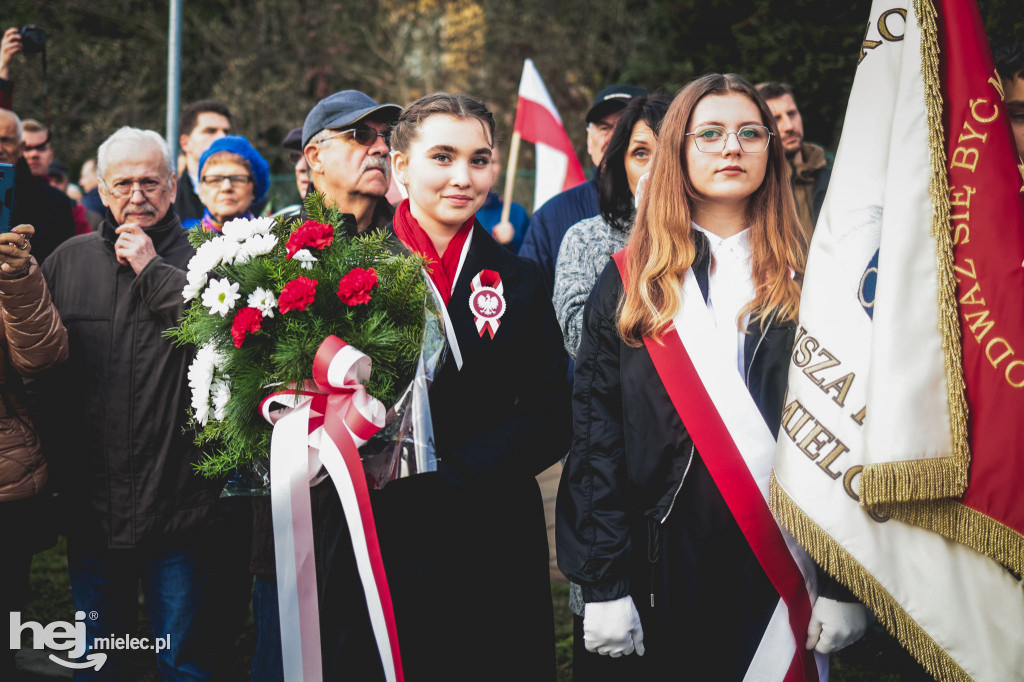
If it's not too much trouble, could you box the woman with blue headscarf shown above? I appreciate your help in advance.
[188,135,270,232]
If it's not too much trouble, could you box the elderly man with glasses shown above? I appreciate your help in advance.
[300,89,401,233]
[29,126,233,679]
[0,109,74,263]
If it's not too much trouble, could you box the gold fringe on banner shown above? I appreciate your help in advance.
[769,475,972,682]
[872,500,1024,577]
[860,0,970,505]
[858,0,1024,577]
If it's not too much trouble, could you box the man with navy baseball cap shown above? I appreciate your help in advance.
[301,89,401,233]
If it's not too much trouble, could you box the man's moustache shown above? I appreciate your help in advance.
[360,157,390,175]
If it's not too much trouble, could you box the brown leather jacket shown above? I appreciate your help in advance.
[0,259,68,502]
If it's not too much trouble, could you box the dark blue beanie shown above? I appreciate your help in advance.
[199,135,271,203]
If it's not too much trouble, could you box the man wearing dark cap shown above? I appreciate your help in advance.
[301,89,401,232]
[250,89,403,681]
[519,84,646,292]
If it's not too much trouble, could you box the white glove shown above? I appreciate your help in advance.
[806,596,869,654]
[583,596,645,657]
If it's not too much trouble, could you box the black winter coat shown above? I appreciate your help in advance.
[556,236,804,677]
[318,224,571,681]
[30,210,225,548]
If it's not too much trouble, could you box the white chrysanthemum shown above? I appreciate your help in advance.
[187,265,208,286]
[292,249,317,270]
[201,278,241,317]
[193,395,211,427]
[188,238,226,277]
[222,217,259,242]
[218,237,242,266]
[188,344,220,426]
[182,274,207,302]
[242,233,278,260]
[249,216,275,235]
[247,287,277,318]
[188,343,219,391]
[211,377,231,421]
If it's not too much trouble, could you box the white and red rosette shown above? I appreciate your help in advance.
[469,269,505,339]
[260,336,403,682]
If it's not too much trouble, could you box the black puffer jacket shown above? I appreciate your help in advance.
[31,210,225,548]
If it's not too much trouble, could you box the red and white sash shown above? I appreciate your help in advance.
[613,252,820,682]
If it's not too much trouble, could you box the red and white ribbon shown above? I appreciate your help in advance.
[469,269,505,339]
[612,251,821,682]
[261,336,403,682]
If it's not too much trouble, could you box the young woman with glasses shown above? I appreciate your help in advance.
[556,73,867,680]
[317,93,570,680]
[189,135,270,232]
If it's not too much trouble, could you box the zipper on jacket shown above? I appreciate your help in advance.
[745,309,778,388]
[661,443,695,525]
[647,519,661,608]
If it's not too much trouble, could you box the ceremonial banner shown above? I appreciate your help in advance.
[770,1,1024,680]
[512,59,586,210]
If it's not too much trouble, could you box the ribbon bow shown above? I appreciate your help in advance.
[262,336,403,682]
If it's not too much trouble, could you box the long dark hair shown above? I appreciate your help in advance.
[597,94,671,232]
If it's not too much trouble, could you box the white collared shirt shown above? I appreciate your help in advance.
[691,223,755,375]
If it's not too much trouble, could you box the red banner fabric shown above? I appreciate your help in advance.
[940,0,1024,541]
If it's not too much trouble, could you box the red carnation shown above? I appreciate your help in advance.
[230,306,263,348]
[278,276,318,314]
[336,267,378,306]
[286,220,334,258]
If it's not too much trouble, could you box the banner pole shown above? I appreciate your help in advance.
[500,130,522,225]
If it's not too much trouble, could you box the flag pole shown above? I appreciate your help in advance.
[500,131,521,226]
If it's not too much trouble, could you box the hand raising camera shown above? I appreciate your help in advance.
[0,28,22,81]
[0,224,34,279]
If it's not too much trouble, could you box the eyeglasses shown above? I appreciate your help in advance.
[686,125,773,153]
[0,136,18,148]
[104,178,169,199]
[201,174,253,188]
[23,137,50,153]
[319,125,389,147]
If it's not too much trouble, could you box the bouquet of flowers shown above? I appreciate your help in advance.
[167,193,443,490]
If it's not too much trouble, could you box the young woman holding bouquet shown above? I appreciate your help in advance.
[556,74,867,680]
[318,93,571,680]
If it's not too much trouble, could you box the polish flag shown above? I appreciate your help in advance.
[513,59,586,211]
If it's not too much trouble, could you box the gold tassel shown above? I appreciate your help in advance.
[770,476,972,682]
[858,0,1022,578]
[859,0,970,503]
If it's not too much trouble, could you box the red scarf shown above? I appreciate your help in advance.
[392,199,474,306]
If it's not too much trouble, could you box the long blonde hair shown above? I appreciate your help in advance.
[618,73,807,347]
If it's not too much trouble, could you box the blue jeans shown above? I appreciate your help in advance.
[67,539,219,681]
[250,577,284,682]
